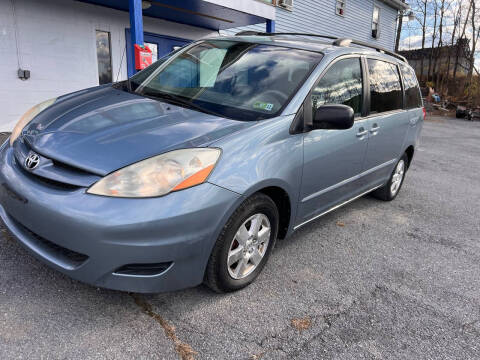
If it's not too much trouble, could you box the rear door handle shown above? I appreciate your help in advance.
[409,116,420,125]
[370,125,380,134]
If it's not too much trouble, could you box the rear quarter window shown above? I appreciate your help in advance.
[400,64,422,109]
[367,59,403,114]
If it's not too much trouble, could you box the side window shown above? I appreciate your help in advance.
[400,64,422,109]
[367,59,402,114]
[311,57,363,118]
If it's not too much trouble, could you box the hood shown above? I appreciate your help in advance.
[22,86,252,175]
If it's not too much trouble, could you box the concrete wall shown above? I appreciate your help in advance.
[222,0,398,51]
[0,0,217,131]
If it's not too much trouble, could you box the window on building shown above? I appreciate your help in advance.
[96,30,112,84]
[372,6,380,38]
[311,57,363,118]
[367,59,403,114]
[335,0,346,16]
[400,64,422,109]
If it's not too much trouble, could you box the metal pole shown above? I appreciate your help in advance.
[129,0,144,75]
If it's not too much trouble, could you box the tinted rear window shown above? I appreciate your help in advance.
[400,64,422,109]
[367,59,403,114]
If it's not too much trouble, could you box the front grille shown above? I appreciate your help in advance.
[114,262,172,276]
[8,216,88,268]
[51,159,95,176]
[16,164,81,190]
[13,139,99,189]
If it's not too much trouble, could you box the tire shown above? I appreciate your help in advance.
[371,153,408,201]
[205,193,279,293]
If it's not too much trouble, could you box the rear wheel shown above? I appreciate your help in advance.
[371,154,408,201]
[205,193,278,293]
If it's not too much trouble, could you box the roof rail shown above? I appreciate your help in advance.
[333,38,407,63]
[235,31,337,41]
[235,31,263,36]
[234,31,407,63]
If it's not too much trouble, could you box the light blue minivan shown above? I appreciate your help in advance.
[0,33,424,293]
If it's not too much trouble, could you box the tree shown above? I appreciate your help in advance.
[428,0,439,82]
[453,0,472,81]
[442,0,463,93]
[465,0,479,87]
[413,0,429,82]
[433,0,451,88]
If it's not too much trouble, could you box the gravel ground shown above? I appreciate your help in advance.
[1,116,479,359]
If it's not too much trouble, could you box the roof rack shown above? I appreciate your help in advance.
[235,31,338,41]
[332,38,407,62]
[234,31,407,63]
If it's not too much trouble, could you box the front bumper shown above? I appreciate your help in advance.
[0,144,241,293]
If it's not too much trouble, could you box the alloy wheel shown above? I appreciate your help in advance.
[227,213,271,280]
[390,159,405,196]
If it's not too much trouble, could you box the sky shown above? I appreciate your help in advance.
[399,0,480,70]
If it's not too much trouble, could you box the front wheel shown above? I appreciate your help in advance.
[205,193,279,293]
[371,154,408,201]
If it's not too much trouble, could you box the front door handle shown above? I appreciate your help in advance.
[356,128,368,137]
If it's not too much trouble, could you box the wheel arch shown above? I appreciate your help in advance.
[241,180,297,240]
[404,145,415,168]
[256,186,291,240]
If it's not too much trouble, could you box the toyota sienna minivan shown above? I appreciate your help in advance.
[0,33,424,293]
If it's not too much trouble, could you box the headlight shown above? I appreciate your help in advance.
[87,148,221,198]
[10,98,57,146]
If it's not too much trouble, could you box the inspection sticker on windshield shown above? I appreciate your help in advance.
[253,102,274,111]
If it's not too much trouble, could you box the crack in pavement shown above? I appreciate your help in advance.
[285,288,387,359]
[131,293,197,360]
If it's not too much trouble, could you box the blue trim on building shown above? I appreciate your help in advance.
[77,0,269,31]
[266,19,275,33]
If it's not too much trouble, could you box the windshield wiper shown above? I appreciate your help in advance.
[143,91,224,118]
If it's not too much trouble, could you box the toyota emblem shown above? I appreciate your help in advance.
[25,153,40,170]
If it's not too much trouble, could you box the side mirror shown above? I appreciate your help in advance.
[312,104,354,130]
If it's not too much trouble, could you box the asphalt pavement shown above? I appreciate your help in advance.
[1,116,479,359]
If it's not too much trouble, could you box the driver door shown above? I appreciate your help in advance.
[296,56,370,227]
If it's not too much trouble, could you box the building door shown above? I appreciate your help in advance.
[125,30,191,77]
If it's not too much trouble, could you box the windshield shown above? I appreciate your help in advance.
[128,40,323,121]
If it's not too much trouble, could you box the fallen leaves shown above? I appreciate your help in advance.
[291,317,312,331]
